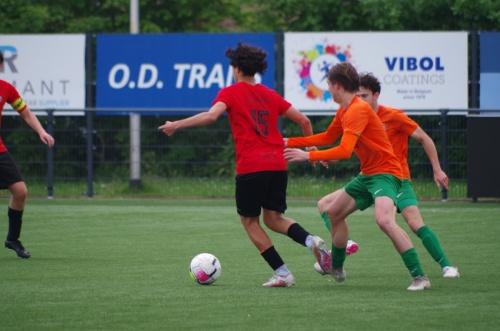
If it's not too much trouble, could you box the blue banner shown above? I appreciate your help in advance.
[480,32,500,111]
[96,33,275,111]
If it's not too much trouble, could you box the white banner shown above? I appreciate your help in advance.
[0,34,85,110]
[284,32,468,112]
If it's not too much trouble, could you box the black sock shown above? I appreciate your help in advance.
[7,208,23,241]
[261,246,285,270]
[287,223,310,246]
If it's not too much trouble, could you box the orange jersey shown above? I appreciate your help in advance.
[377,105,418,180]
[288,96,402,177]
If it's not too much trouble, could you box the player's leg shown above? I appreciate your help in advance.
[374,196,430,290]
[236,171,295,287]
[262,171,315,243]
[370,175,430,290]
[402,206,459,278]
[398,180,459,278]
[1,152,30,258]
[318,189,358,255]
[262,171,330,276]
[374,196,414,253]
[317,190,339,231]
[323,189,358,282]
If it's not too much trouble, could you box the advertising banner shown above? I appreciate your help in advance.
[284,32,468,112]
[480,32,500,111]
[0,34,86,111]
[96,33,275,111]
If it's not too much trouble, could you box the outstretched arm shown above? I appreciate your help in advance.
[284,132,357,163]
[283,106,328,168]
[19,108,55,147]
[410,127,448,190]
[159,101,227,136]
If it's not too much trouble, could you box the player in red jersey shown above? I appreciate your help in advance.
[284,63,430,290]
[314,72,459,278]
[159,42,329,287]
[0,50,55,258]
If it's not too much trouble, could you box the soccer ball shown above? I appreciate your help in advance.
[189,253,222,285]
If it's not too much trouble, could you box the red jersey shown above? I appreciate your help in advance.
[0,80,27,153]
[377,105,419,180]
[288,96,402,178]
[213,82,291,175]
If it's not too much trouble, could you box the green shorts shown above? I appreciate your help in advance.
[345,174,402,211]
[396,179,418,213]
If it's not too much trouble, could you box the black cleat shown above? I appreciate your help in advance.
[5,240,31,258]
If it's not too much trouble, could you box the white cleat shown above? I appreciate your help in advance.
[407,275,431,291]
[262,273,296,287]
[309,236,332,272]
[442,266,460,279]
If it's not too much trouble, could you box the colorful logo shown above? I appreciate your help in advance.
[293,42,352,102]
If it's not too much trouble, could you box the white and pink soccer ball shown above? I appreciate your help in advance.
[189,253,222,285]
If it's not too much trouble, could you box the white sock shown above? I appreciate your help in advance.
[276,264,290,276]
[305,235,313,249]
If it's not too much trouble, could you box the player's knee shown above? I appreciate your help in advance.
[375,216,393,233]
[12,185,28,202]
[317,198,326,214]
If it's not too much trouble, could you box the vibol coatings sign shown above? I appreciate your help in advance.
[385,57,445,71]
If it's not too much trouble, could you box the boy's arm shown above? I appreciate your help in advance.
[19,107,55,147]
[410,126,448,190]
[159,102,227,136]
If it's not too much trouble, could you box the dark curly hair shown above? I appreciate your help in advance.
[225,42,268,77]
[327,62,359,93]
[359,72,381,94]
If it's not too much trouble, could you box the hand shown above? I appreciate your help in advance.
[283,148,310,163]
[283,138,288,147]
[158,121,177,136]
[40,132,55,147]
[305,146,329,169]
[434,170,449,190]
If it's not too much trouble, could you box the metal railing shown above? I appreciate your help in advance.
[3,108,496,200]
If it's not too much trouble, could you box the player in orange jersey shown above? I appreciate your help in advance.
[284,63,430,290]
[0,50,55,258]
[314,72,459,278]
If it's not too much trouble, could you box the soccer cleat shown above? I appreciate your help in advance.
[262,273,296,287]
[310,236,331,272]
[442,266,460,278]
[5,240,31,259]
[313,263,346,282]
[407,275,431,291]
[313,262,326,275]
[346,240,359,255]
[330,267,346,282]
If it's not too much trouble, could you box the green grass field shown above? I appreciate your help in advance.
[0,199,498,330]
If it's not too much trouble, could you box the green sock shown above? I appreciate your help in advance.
[321,211,353,241]
[401,248,425,277]
[321,211,331,232]
[417,225,451,268]
[331,244,346,268]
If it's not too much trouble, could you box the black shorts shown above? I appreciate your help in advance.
[235,171,288,217]
[0,152,24,189]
